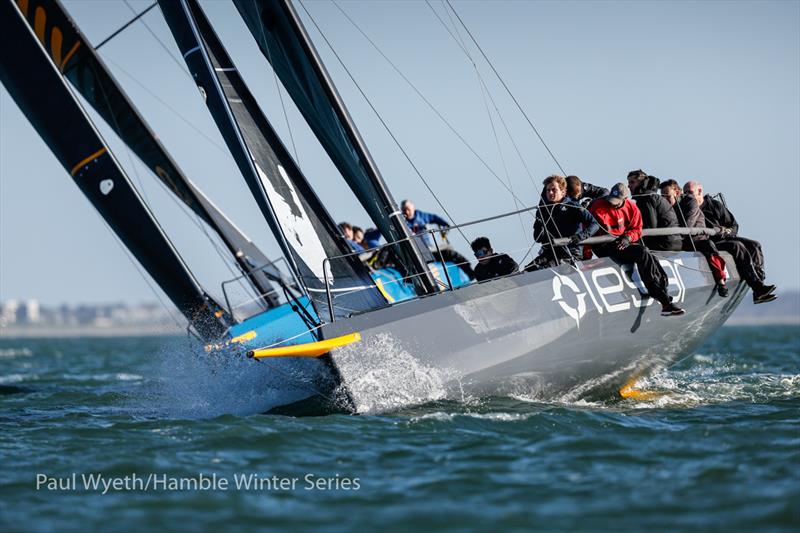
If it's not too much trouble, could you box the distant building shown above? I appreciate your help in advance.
[1,300,19,325]
[17,300,40,324]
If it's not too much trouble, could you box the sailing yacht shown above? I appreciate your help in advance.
[0,0,749,413]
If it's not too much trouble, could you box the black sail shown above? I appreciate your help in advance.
[11,0,282,309]
[158,0,386,320]
[233,0,437,295]
[0,0,229,341]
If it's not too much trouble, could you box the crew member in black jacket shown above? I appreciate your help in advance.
[528,175,600,271]
[685,181,776,304]
[627,170,682,251]
[470,237,519,281]
[660,180,729,297]
[566,175,608,205]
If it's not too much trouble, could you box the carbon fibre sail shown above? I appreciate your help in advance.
[10,0,282,309]
[233,0,437,295]
[158,0,387,320]
[0,0,229,341]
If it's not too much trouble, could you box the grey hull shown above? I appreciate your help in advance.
[321,251,747,407]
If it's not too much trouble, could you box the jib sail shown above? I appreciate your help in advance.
[159,0,387,320]
[0,0,229,341]
[233,0,437,295]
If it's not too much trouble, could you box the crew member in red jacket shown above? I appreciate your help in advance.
[589,183,686,316]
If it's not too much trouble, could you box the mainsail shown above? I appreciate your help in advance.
[11,0,283,309]
[233,0,437,294]
[158,0,387,320]
[0,0,229,341]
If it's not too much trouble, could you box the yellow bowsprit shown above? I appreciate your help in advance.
[247,333,362,359]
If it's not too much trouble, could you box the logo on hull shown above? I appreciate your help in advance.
[552,259,686,326]
[551,274,587,328]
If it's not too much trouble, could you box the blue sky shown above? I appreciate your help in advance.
[1,0,798,306]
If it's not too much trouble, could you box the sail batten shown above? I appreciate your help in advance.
[158,0,386,320]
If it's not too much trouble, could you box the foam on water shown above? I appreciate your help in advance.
[618,357,800,409]
[409,411,535,423]
[135,341,332,418]
[0,347,33,358]
[332,332,455,414]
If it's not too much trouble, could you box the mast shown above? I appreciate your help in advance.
[12,0,282,309]
[158,0,387,320]
[233,0,438,295]
[0,0,229,341]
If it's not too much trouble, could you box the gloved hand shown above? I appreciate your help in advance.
[569,234,582,246]
[616,235,631,250]
[719,227,733,238]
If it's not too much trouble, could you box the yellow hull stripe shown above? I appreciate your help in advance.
[249,332,361,359]
[70,147,106,176]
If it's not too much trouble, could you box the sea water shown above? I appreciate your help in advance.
[0,326,797,531]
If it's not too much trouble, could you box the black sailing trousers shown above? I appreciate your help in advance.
[593,242,671,306]
[714,237,766,289]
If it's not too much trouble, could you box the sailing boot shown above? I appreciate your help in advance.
[753,284,778,304]
[716,281,729,298]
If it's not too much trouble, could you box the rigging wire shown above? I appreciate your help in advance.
[331,0,538,223]
[432,0,564,259]
[444,0,567,176]
[427,1,541,197]
[100,216,185,330]
[438,3,530,245]
[90,12,261,312]
[98,3,273,303]
[121,0,193,81]
[92,56,153,210]
[298,0,471,246]
[105,58,232,158]
[251,0,301,163]
[95,1,157,50]
[63,77,213,312]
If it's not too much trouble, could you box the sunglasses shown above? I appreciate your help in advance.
[474,248,490,258]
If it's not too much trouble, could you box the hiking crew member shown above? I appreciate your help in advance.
[589,182,686,316]
[401,199,475,280]
[685,181,777,304]
[471,237,519,282]
[627,170,681,251]
[566,175,608,205]
[527,175,600,271]
[659,180,729,297]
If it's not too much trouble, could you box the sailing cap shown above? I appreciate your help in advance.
[607,182,630,207]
